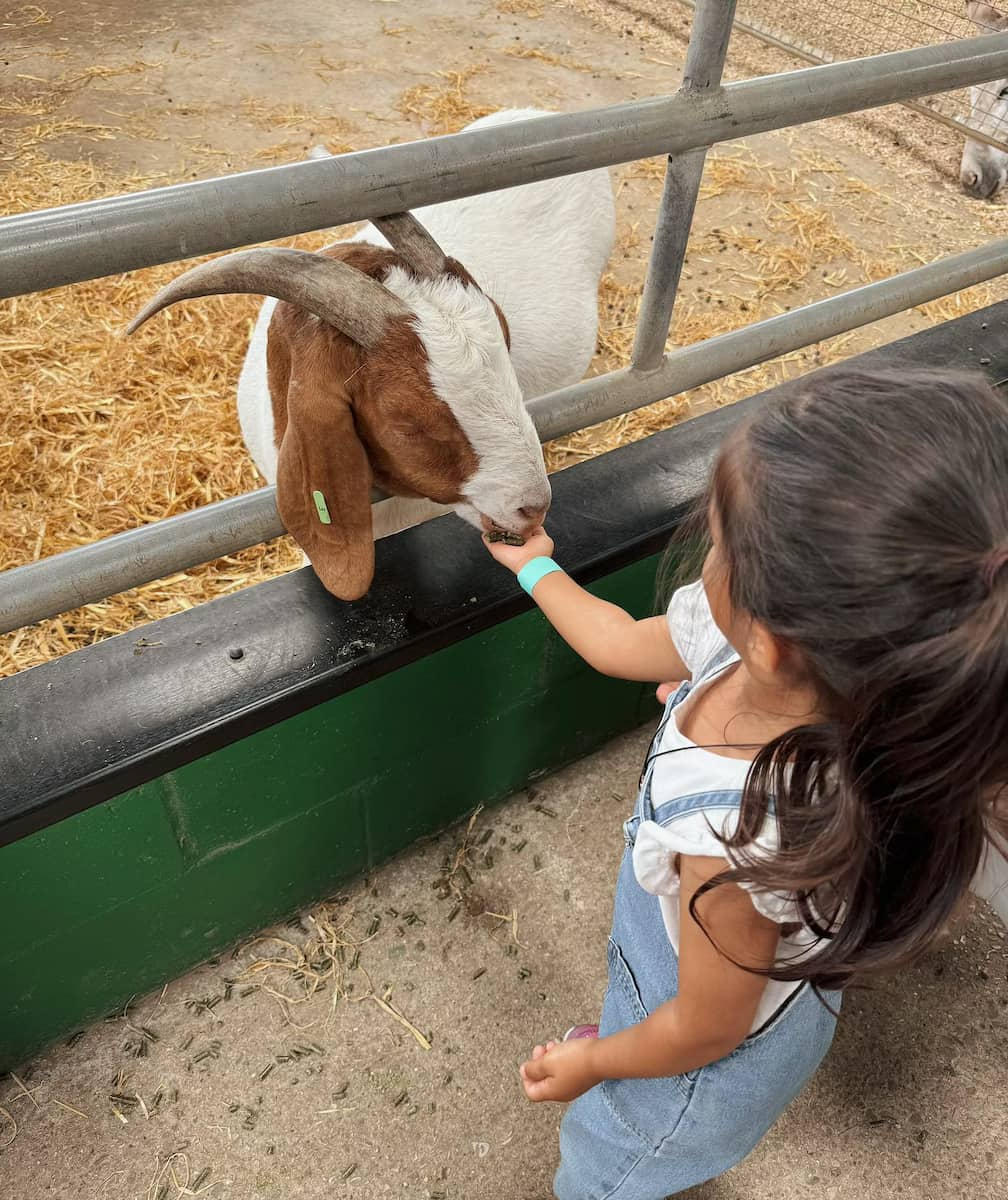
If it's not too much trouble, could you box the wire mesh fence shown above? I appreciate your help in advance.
[733,1,1008,152]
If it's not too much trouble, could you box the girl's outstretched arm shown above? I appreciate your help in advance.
[520,856,780,1103]
[485,528,690,683]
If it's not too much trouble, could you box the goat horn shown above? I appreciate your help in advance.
[125,246,411,350]
[371,212,447,278]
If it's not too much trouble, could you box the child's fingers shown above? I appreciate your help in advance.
[521,1053,551,1083]
[530,1043,548,1060]
[522,1074,555,1102]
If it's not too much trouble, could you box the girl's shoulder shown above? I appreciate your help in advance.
[666,579,733,680]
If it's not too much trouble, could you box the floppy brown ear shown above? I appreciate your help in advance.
[269,322,375,601]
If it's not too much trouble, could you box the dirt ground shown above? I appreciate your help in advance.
[2,2,1008,1198]
[0,729,1005,1200]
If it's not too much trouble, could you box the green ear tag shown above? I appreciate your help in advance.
[312,490,332,525]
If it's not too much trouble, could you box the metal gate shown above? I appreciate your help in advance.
[2,0,1008,635]
[723,0,1008,154]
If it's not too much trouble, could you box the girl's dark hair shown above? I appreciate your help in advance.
[693,367,1008,990]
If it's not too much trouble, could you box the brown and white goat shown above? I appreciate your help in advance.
[129,109,616,600]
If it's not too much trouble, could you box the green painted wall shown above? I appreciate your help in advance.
[0,557,661,1069]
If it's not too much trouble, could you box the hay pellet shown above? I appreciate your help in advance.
[342,1163,358,1180]
[393,1089,408,1107]
[191,1168,211,1191]
[486,529,526,546]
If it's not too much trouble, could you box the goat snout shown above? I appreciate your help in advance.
[517,502,550,527]
[960,161,1005,199]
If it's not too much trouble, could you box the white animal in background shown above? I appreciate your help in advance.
[129,108,616,599]
[961,1,1008,198]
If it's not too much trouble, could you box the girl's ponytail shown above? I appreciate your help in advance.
[705,368,1008,988]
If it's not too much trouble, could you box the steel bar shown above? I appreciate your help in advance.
[4,237,1008,635]
[0,490,285,636]
[3,33,1008,299]
[528,236,1008,442]
[670,0,1008,155]
[631,0,737,372]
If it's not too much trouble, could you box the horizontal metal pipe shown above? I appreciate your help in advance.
[3,237,1007,636]
[528,236,1008,442]
[683,0,1008,155]
[3,32,1008,298]
[0,491,285,636]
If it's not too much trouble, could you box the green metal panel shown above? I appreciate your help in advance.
[0,557,660,1069]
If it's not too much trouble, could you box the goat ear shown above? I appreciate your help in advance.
[966,2,1008,30]
[274,352,375,602]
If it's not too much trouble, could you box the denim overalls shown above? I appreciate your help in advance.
[554,647,841,1200]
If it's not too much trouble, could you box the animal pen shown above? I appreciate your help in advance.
[2,1,1008,1070]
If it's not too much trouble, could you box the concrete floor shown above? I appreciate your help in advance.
[1,726,1005,1200]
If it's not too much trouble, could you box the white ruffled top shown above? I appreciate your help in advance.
[632,580,824,1033]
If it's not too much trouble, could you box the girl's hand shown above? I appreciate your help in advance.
[483,526,555,574]
[519,1038,600,1103]
[656,682,681,705]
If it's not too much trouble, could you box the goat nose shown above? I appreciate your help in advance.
[518,503,549,526]
[963,170,979,188]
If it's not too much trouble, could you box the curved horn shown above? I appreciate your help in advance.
[371,212,447,278]
[126,247,411,350]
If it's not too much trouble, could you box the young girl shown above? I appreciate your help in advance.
[484,367,1008,1200]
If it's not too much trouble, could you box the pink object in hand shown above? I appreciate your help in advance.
[563,1023,600,1041]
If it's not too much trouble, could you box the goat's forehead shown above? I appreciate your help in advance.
[382,267,504,341]
[377,268,537,460]
[381,266,521,399]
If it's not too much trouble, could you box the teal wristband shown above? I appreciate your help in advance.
[517,556,563,597]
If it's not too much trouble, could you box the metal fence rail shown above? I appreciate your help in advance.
[728,0,1008,153]
[3,34,1007,299]
[3,15,1008,636]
